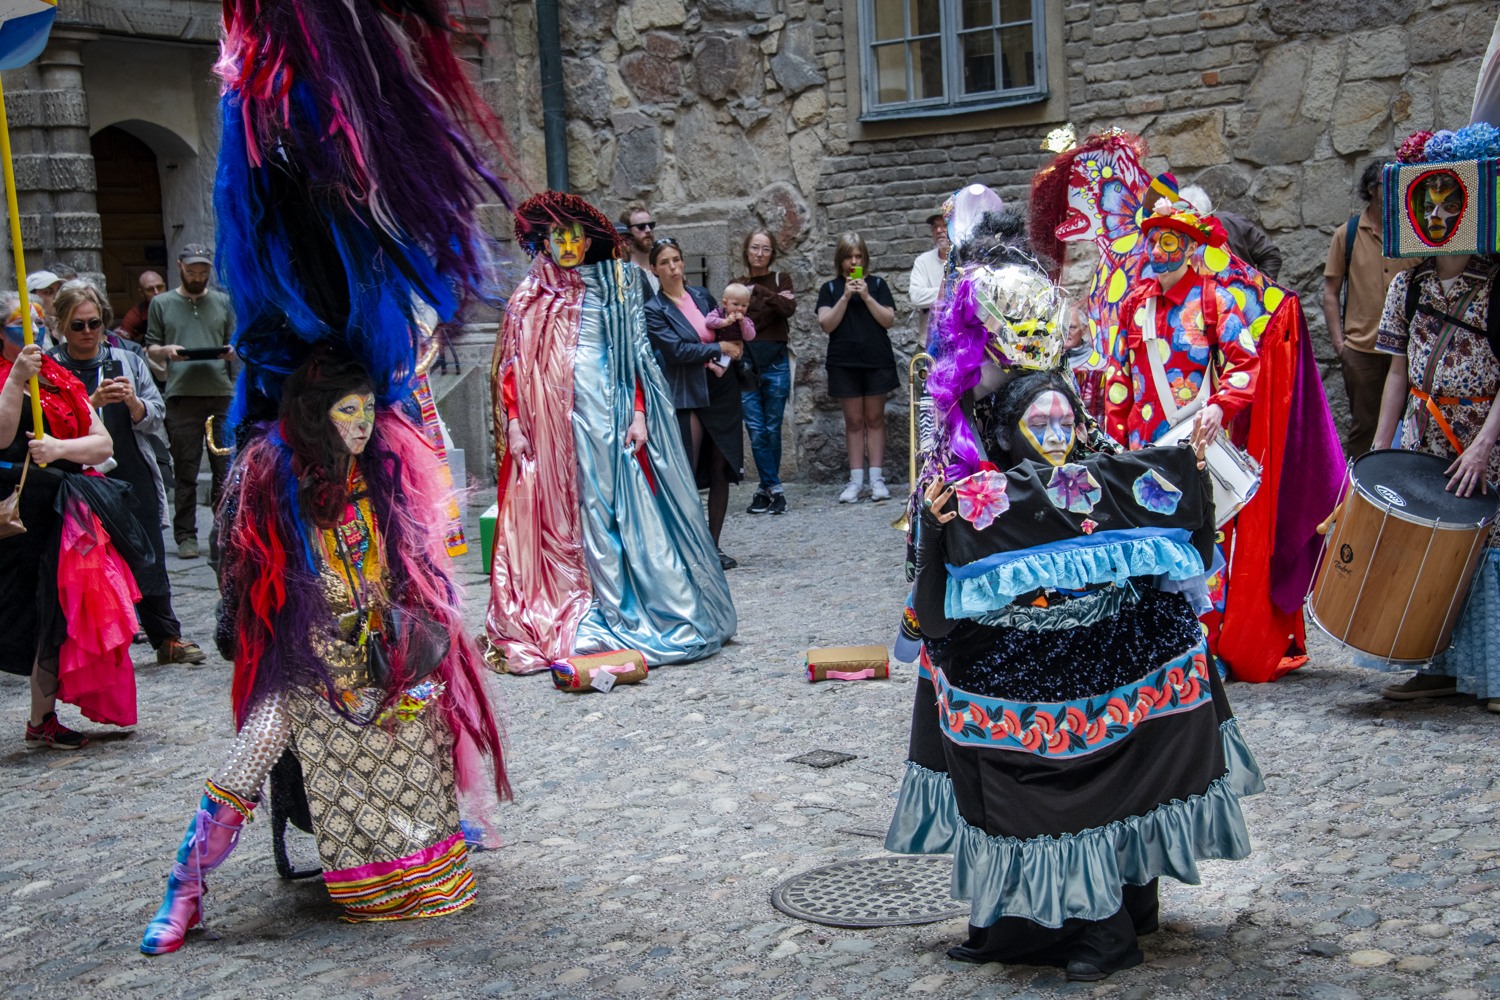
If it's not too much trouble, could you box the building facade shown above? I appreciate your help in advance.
[4,2,1494,482]
[483,0,1499,480]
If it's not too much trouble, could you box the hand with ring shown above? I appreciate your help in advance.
[922,477,956,524]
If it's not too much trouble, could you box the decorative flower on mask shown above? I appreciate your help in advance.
[953,469,1011,530]
[1046,463,1101,514]
[1132,469,1183,515]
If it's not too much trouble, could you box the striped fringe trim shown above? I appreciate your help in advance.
[325,835,477,922]
[203,780,256,822]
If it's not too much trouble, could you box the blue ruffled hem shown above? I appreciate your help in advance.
[884,718,1264,929]
[945,534,1207,619]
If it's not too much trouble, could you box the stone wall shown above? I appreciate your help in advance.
[488,0,1500,481]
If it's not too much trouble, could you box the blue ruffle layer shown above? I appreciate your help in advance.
[945,533,1206,620]
[884,719,1264,928]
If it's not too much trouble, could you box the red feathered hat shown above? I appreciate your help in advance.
[513,191,628,264]
[1140,208,1227,248]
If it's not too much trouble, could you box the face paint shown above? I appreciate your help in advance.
[1146,229,1188,275]
[329,392,376,455]
[547,222,589,268]
[1016,389,1077,467]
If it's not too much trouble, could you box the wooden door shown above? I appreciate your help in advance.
[90,126,168,321]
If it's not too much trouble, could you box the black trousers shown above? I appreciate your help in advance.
[164,395,231,543]
[137,593,182,649]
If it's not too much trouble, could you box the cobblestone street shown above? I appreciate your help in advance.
[3,485,1500,1000]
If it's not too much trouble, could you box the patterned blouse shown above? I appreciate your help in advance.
[1376,258,1500,493]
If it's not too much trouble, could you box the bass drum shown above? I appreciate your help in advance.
[1308,450,1499,662]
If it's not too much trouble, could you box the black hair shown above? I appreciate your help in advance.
[1359,162,1384,203]
[649,238,683,266]
[280,349,375,527]
[985,371,1083,466]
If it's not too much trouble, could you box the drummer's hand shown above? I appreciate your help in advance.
[1445,439,1495,497]
[922,477,957,524]
[1190,403,1224,457]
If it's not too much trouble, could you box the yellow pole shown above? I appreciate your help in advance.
[0,74,42,441]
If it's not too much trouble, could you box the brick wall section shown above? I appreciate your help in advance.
[495,0,1499,481]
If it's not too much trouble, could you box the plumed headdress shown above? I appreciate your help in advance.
[216,0,518,436]
[513,191,629,265]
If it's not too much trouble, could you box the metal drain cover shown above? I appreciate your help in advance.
[771,855,967,927]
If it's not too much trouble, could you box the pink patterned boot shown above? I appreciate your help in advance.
[141,783,255,955]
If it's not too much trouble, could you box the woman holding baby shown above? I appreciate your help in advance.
[644,237,748,570]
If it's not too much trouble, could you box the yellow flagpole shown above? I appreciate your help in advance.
[0,74,42,441]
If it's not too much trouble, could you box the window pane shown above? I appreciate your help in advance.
[961,31,996,94]
[874,43,909,104]
[998,0,1030,24]
[999,24,1035,89]
[962,0,993,29]
[912,37,945,99]
[913,0,941,36]
[873,0,905,42]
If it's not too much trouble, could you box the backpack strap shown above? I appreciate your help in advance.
[1339,214,1358,325]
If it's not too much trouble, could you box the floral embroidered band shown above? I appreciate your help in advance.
[931,640,1213,758]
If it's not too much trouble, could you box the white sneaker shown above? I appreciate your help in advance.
[869,478,891,502]
[839,480,861,503]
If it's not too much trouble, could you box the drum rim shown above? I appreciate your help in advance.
[1305,596,1451,665]
[1348,450,1500,529]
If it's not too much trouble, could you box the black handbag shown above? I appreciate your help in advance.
[336,536,450,690]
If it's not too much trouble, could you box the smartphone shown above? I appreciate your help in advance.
[850,266,864,280]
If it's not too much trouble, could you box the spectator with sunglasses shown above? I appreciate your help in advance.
[48,282,205,667]
[620,203,661,295]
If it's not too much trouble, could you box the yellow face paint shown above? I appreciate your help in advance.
[329,392,376,455]
[1016,389,1076,467]
[547,222,589,268]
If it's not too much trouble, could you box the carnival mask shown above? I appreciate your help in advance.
[1016,389,1077,467]
[1146,227,1190,276]
[968,263,1067,370]
[546,222,590,269]
[1418,173,1465,245]
[329,392,376,455]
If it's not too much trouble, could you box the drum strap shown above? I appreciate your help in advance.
[1141,279,1218,428]
[1408,386,1495,456]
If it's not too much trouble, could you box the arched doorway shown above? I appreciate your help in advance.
[90,126,168,321]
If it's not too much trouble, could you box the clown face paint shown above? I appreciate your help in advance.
[329,392,376,455]
[547,222,590,268]
[1146,228,1189,276]
[1017,389,1076,467]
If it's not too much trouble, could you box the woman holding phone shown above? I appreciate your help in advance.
[817,232,897,503]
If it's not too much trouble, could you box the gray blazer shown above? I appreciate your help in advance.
[644,285,722,411]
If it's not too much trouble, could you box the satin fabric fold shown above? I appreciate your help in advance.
[487,258,735,674]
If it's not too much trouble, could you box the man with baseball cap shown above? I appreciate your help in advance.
[907,210,951,318]
[145,243,235,561]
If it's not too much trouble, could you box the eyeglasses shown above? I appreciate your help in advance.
[653,237,679,248]
[630,221,656,231]
[69,318,104,332]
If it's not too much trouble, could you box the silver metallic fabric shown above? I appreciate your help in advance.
[210,692,290,802]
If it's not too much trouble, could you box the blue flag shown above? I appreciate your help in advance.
[0,1,56,72]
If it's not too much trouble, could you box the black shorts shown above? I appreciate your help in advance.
[826,364,899,399]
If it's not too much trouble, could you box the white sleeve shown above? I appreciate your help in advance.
[1474,12,1500,126]
[908,251,942,309]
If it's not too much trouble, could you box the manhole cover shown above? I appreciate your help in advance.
[787,750,857,769]
[770,856,967,927]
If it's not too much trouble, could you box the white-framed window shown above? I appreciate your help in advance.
[859,0,1047,120]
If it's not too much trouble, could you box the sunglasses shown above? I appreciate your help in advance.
[69,317,104,332]
[631,221,656,231]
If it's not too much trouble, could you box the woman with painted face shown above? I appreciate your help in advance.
[47,282,206,667]
[887,365,1263,982]
[141,349,509,953]
[487,192,735,676]
[0,291,150,750]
